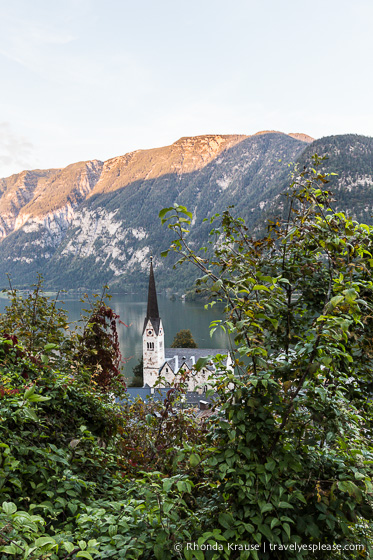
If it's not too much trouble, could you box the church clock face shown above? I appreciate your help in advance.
[147,330,153,335]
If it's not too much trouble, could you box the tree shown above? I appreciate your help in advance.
[171,329,198,348]
[129,357,143,387]
[160,157,373,558]
[0,277,126,395]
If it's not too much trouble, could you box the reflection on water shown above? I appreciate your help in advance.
[0,293,230,382]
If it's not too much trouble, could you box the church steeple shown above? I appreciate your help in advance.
[143,257,165,385]
[146,256,159,319]
[142,257,161,335]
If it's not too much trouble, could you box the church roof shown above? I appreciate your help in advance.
[163,348,230,373]
[142,257,161,335]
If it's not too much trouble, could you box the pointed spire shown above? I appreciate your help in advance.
[143,256,161,335]
[146,256,159,319]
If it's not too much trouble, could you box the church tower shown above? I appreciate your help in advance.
[142,257,165,387]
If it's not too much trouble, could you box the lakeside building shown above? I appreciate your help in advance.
[142,258,232,393]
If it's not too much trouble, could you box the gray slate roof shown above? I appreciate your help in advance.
[162,348,230,373]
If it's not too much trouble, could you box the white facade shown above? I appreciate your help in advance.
[142,318,165,387]
[142,259,232,391]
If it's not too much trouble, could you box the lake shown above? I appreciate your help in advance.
[0,293,230,383]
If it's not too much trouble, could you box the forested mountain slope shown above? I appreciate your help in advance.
[0,132,371,292]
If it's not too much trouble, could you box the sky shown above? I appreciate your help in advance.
[0,0,372,177]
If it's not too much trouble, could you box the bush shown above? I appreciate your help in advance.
[0,284,208,559]
[160,156,373,558]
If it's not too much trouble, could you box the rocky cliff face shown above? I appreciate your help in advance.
[0,131,372,292]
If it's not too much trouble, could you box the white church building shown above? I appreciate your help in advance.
[142,258,232,393]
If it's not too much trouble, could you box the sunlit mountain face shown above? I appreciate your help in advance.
[1,132,372,293]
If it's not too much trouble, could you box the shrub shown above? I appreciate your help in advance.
[160,156,373,558]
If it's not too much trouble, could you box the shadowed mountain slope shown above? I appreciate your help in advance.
[0,132,371,292]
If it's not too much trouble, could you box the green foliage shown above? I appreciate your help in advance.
[3,154,373,559]
[160,155,373,557]
[171,329,198,348]
[0,278,126,396]
[0,282,208,559]
[0,273,71,364]
[0,332,123,559]
[117,389,207,477]
[72,289,126,394]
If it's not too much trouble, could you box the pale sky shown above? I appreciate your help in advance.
[1,0,372,177]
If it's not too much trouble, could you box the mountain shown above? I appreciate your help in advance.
[0,132,372,292]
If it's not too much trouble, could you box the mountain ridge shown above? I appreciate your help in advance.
[0,131,372,292]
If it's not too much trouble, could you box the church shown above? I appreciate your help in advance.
[142,258,232,393]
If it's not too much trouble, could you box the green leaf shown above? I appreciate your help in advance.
[258,524,273,540]
[329,295,344,307]
[219,512,233,529]
[278,502,293,509]
[159,207,173,219]
[260,503,274,514]
[108,525,117,537]
[189,454,200,467]
[2,501,17,515]
[63,542,75,554]
[211,279,223,292]
[252,284,271,292]
[283,522,291,539]
[44,343,59,351]
[163,478,174,492]
[2,544,18,554]
[76,553,94,560]
[23,408,39,422]
[68,503,78,515]
[265,459,276,472]
[35,537,57,548]
[28,394,51,403]
[195,356,212,370]
[184,548,193,560]
[338,481,362,501]
[24,385,36,399]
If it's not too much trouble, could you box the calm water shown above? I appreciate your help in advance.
[0,293,230,382]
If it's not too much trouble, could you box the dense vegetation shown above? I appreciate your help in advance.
[1,157,373,559]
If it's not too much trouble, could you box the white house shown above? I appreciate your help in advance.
[142,258,232,393]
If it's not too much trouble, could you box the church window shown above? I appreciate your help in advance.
[147,342,154,350]
[166,367,168,372]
